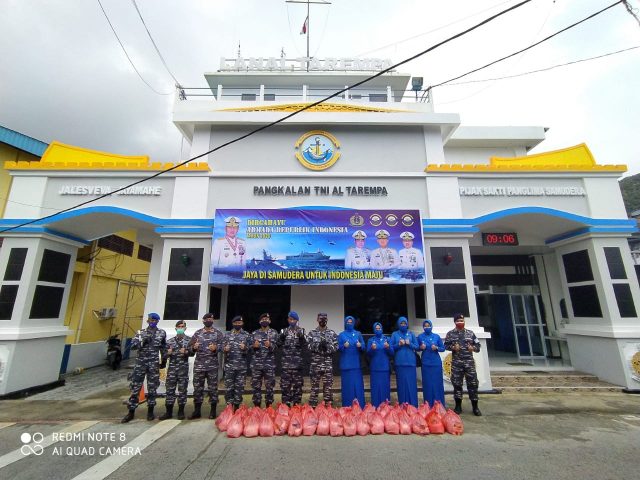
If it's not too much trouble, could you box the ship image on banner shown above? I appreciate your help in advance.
[209,209,426,285]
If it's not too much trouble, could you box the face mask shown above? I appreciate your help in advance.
[375,328,383,337]
[455,321,465,330]
[318,319,327,327]
[203,320,214,328]
[176,328,185,335]
[399,323,408,333]
[260,321,270,327]
[233,324,242,331]
[148,321,158,328]
[423,326,432,334]
[345,322,354,331]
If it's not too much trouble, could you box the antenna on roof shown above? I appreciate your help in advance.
[286,0,331,71]
[237,41,241,59]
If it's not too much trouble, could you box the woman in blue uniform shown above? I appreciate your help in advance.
[338,316,366,407]
[366,322,394,407]
[390,316,419,407]
[417,319,446,407]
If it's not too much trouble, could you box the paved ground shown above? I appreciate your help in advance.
[1,366,639,479]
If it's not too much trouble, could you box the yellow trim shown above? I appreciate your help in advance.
[221,102,409,113]
[294,130,341,171]
[426,144,626,172]
[4,141,210,171]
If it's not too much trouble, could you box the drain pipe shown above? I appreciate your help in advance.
[74,242,97,344]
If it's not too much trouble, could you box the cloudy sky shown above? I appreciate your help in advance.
[1,0,639,173]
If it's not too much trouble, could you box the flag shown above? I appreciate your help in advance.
[300,16,308,35]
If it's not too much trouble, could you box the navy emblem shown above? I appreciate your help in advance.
[385,213,398,227]
[295,130,341,170]
[369,213,382,226]
[401,213,414,226]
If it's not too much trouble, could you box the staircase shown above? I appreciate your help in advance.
[491,371,621,393]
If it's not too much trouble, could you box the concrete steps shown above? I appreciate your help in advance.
[491,371,622,392]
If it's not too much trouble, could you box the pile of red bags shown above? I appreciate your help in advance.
[215,399,464,438]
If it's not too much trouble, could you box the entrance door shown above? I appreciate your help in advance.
[509,294,547,361]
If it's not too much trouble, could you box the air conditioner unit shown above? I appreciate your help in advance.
[98,307,117,319]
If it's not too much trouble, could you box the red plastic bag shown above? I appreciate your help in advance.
[259,411,275,437]
[288,411,303,437]
[226,414,244,438]
[243,413,260,438]
[351,399,362,415]
[418,402,430,419]
[398,411,412,435]
[329,413,344,436]
[265,405,276,421]
[215,404,234,431]
[316,412,330,436]
[302,411,318,436]
[368,411,385,435]
[411,413,429,435]
[431,400,446,419]
[276,403,290,416]
[426,410,445,434]
[343,413,357,437]
[377,401,391,419]
[338,406,351,419]
[363,403,375,415]
[443,409,464,436]
[405,403,418,416]
[356,413,370,436]
[274,413,290,436]
[384,411,400,435]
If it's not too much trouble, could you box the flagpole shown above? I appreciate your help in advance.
[286,0,331,72]
[306,0,310,71]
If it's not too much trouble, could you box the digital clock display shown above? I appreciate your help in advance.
[482,232,519,246]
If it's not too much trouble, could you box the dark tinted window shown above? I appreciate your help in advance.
[568,285,602,317]
[164,285,200,320]
[209,286,222,319]
[369,94,387,102]
[168,248,204,281]
[414,286,426,318]
[241,93,256,101]
[562,250,593,283]
[604,247,627,279]
[138,245,153,262]
[434,284,469,318]
[264,93,276,101]
[226,285,291,332]
[4,248,28,281]
[613,284,637,317]
[98,235,134,256]
[38,249,71,284]
[0,285,19,320]
[30,285,65,318]
[431,247,465,279]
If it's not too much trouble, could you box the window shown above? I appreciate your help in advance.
[137,245,153,262]
[264,93,275,101]
[241,93,257,101]
[562,250,593,283]
[431,247,465,279]
[4,248,27,281]
[168,248,203,281]
[164,285,200,320]
[414,286,426,318]
[613,284,637,317]
[434,284,469,318]
[344,285,408,333]
[30,285,65,318]
[604,247,627,279]
[568,285,602,317]
[98,235,134,256]
[38,249,71,283]
[368,93,387,102]
[0,285,19,320]
[226,285,291,332]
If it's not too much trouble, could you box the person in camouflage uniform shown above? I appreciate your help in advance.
[223,315,251,410]
[159,321,191,421]
[188,313,224,419]
[277,311,306,406]
[250,313,278,407]
[444,313,482,416]
[122,312,167,423]
[306,312,338,407]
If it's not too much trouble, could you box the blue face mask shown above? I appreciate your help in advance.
[375,328,383,337]
[345,321,354,332]
[423,326,432,334]
[233,324,242,331]
[399,323,408,333]
[148,321,158,328]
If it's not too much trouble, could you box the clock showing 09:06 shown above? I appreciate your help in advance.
[482,232,519,246]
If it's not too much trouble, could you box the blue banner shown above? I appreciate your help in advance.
[209,209,426,285]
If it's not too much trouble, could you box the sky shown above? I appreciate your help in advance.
[1,0,639,173]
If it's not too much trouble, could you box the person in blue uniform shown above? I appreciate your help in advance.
[338,316,365,407]
[366,322,394,407]
[417,319,446,407]
[390,316,419,407]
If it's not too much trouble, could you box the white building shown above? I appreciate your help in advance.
[1,58,639,396]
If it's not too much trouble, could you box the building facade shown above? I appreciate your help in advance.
[1,62,639,396]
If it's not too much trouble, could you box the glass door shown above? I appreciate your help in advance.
[509,294,547,361]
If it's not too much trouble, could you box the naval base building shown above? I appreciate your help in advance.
[1,58,639,396]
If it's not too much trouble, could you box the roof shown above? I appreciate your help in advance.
[0,125,48,157]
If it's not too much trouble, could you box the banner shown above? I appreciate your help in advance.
[209,209,426,285]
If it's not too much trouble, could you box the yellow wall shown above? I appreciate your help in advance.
[0,144,40,217]
[64,229,150,344]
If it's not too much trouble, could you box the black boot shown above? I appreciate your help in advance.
[177,404,185,420]
[189,402,202,420]
[121,408,135,423]
[233,403,240,412]
[253,401,261,408]
[471,400,482,416]
[147,405,156,421]
[159,405,173,420]
[265,402,272,408]
[209,403,218,419]
[454,398,462,415]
